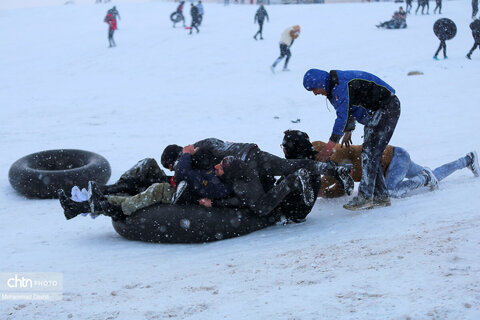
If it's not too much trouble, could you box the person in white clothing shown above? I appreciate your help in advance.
[271,25,300,72]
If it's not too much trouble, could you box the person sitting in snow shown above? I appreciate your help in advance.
[377,7,407,29]
[281,130,479,199]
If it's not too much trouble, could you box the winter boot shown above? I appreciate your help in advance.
[171,181,190,205]
[467,151,480,177]
[290,169,315,207]
[88,181,108,217]
[58,189,91,220]
[422,167,439,190]
[373,195,391,208]
[467,53,472,60]
[343,193,374,211]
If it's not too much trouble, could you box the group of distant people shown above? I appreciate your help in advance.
[376,6,407,29]
[172,1,204,34]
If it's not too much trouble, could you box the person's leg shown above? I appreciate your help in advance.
[259,21,264,39]
[272,44,287,68]
[283,47,291,70]
[347,97,400,209]
[111,182,175,216]
[432,155,470,181]
[442,41,447,58]
[434,41,442,58]
[467,42,479,58]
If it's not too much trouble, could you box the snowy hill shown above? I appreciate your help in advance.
[1,0,479,319]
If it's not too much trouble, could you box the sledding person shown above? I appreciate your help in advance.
[253,2,269,40]
[303,69,401,210]
[189,3,200,34]
[161,137,354,196]
[376,7,407,29]
[197,156,316,219]
[270,25,300,72]
[173,1,186,28]
[467,18,480,59]
[58,149,231,220]
[281,130,480,199]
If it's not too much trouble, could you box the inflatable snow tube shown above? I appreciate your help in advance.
[8,149,111,199]
[112,204,278,243]
[434,18,457,41]
[170,12,182,23]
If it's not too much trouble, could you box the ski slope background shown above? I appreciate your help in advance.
[1,0,480,319]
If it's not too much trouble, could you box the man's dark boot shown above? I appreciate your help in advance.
[58,189,91,220]
[88,181,124,220]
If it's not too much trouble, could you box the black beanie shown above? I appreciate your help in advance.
[161,144,182,168]
[282,130,317,160]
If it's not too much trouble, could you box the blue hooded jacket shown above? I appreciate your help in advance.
[304,69,395,143]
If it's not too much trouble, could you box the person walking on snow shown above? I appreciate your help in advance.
[173,1,186,28]
[189,3,200,34]
[196,1,204,26]
[467,18,480,59]
[253,2,269,40]
[104,11,117,47]
[271,25,300,72]
[303,69,401,210]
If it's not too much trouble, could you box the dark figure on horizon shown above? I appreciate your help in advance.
[104,11,117,47]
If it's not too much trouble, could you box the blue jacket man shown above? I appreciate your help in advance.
[303,69,401,210]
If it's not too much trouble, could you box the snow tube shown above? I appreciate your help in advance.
[8,149,111,199]
[111,204,278,243]
[170,12,182,23]
[434,18,457,41]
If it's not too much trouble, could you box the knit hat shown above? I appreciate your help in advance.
[282,130,317,160]
[161,144,182,168]
[303,69,330,91]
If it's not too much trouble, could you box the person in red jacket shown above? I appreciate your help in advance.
[104,12,117,47]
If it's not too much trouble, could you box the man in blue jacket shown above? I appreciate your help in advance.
[303,69,401,210]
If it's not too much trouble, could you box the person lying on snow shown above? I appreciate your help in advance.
[281,130,480,199]
[376,6,407,29]
[161,137,354,196]
[58,147,233,221]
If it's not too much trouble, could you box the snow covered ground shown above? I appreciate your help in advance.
[1,0,479,319]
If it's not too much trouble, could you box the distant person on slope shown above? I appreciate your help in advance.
[253,2,269,40]
[376,7,407,29]
[189,3,201,34]
[108,6,121,28]
[196,1,204,26]
[281,130,480,199]
[104,11,117,47]
[270,25,300,72]
[173,1,186,28]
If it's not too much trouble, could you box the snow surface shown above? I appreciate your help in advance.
[1,0,480,319]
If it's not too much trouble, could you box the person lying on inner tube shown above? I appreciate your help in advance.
[58,146,232,221]
[196,156,317,219]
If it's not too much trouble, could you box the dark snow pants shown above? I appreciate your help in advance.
[434,40,447,58]
[358,95,401,199]
[272,44,291,69]
[467,40,480,57]
[108,28,116,47]
[434,0,442,14]
[254,20,264,39]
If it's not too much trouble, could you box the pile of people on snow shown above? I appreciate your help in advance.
[377,6,407,29]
